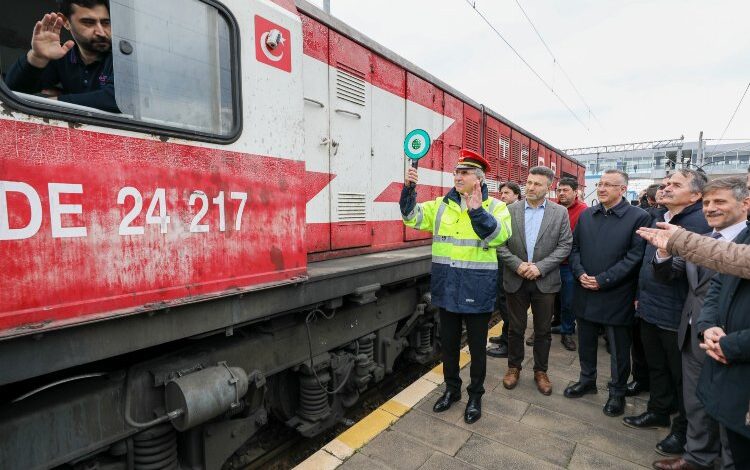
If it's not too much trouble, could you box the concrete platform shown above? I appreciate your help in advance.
[295,320,667,469]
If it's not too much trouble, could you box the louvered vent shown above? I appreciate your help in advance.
[336,64,366,106]
[465,119,480,152]
[486,180,499,193]
[500,135,510,160]
[521,143,529,166]
[337,192,366,221]
[485,128,499,178]
[530,147,539,167]
[511,139,521,165]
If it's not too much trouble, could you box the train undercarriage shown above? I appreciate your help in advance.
[0,247,438,469]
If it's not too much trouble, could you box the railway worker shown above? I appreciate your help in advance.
[487,181,522,359]
[564,169,651,418]
[400,149,511,424]
[551,176,588,352]
[4,0,118,113]
[497,166,572,396]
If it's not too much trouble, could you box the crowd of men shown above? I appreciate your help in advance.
[401,149,750,470]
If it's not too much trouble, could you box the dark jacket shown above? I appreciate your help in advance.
[652,236,716,357]
[4,47,118,113]
[636,201,710,331]
[570,198,651,326]
[695,227,750,439]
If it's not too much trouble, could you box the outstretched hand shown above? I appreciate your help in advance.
[467,180,482,210]
[637,222,680,251]
[28,13,75,68]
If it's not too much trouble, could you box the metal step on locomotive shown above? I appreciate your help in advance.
[0,0,584,468]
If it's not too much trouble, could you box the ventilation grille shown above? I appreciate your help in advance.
[530,147,539,167]
[485,128,499,178]
[511,139,521,165]
[500,135,510,160]
[337,192,366,222]
[486,180,499,193]
[336,64,366,106]
[521,144,530,166]
[465,119,480,152]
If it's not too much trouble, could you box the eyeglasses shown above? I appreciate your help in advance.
[595,182,625,189]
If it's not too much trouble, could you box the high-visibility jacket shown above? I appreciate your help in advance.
[400,185,512,313]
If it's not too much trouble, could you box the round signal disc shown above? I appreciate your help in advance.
[403,129,431,160]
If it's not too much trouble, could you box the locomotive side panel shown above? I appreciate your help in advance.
[0,0,309,337]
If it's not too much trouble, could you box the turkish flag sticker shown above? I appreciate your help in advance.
[255,15,292,73]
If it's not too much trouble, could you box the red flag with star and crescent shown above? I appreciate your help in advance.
[255,15,292,73]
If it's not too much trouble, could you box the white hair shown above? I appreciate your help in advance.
[474,168,485,183]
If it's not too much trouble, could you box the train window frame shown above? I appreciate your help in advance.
[0,0,242,145]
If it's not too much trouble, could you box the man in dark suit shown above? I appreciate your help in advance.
[650,177,747,469]
[564,169,651,417]
[624,169,710,456]
[497,166,572,395]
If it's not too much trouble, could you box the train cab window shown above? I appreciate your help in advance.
[0,0,239,140]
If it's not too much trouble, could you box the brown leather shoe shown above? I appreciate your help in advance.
[534,371,552,395]
[651,457,703,470]
[503,367,520,389]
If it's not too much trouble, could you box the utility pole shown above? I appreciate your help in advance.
[324,0,330,13]
[698,131,704,168]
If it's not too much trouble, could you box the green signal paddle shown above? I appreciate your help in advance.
[403,129,431,187]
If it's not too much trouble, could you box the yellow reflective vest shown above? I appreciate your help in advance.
[401,185,511,313]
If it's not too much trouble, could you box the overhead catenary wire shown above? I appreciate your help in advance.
[512,0,602,129]
[709,81,750,154]
[463,0,590,132]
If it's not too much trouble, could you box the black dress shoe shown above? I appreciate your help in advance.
[561,334,577,351]
[464,396,482,424]
[622,411,670,429]
[655,432,686,456]
[487,344,508,358]
[432,391,460,413]
[564,381,597,398]
[488,335,503,344]
[603,395,625,417]
[625,380,649,397]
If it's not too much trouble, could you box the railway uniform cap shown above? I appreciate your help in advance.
[456,149,491,173]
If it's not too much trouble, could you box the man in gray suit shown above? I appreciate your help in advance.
[498,166,573,395]
[651,177,746,470]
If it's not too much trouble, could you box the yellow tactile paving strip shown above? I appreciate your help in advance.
[293,323,503,469]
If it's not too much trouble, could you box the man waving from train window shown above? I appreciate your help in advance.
[400,149,512,424]
[4,0,119,113]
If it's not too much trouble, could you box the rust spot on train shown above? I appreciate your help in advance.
[270,246,285,271]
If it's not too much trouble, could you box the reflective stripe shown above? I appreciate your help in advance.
[433,202,447,234]
[404,204,424,228]
[432,256,498,270]
[432,235,483,247]
[488,200,498,214]
[483,218,503,245]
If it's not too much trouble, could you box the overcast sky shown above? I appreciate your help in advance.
[306,0,750,151]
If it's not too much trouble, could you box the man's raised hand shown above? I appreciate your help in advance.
[468,180,482,210]
[404,167,419,187]
[28,13,75,68]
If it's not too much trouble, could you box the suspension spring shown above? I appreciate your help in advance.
[298,371,331,421]
[130,423,179,470]
[416,324,433,354]
[358,334,375,363]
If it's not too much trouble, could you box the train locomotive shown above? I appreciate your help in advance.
[0,0,584,468]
